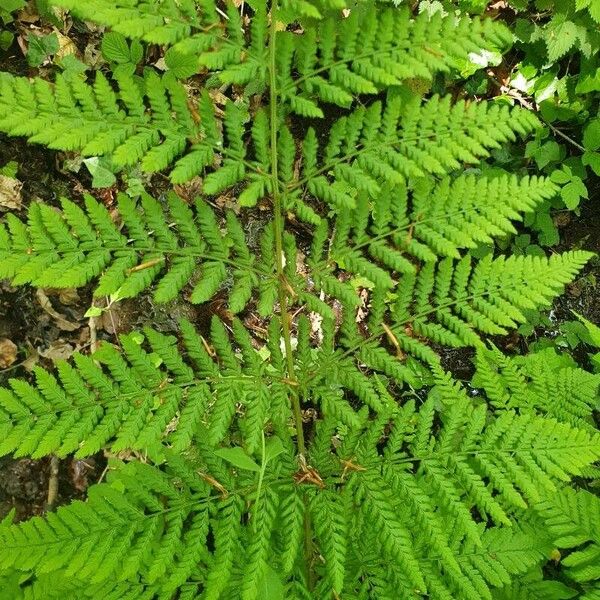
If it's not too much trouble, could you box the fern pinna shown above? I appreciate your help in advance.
[0,0,598,598]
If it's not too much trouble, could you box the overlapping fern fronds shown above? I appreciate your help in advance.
[0,2,522,192]
[0,177,591,359]
[0,0,598,598]
[1,362,599,599]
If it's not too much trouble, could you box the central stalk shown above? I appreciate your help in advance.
[267,3,314,589]
[268,4,305,457]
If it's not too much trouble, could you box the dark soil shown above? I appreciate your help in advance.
[0,456,105,522]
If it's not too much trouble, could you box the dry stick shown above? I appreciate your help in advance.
[46,456,60,510]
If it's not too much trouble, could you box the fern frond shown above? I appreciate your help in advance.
[0,319,278,458]
[331,379,600,598]
[311,489,348,595]
[0,71,201,178]
[0,192,273,312]
[280,8,511,114]
[0,72,266,187]
[53,0,220,45]
[313,249,591,370]
[299,95,540,211]
[474,346,600,428]
[323,172,557,279]
[0,462,209,584]
[536,487,600,586]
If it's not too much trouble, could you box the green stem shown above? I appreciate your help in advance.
[268,5,305,457]
[268,3,314,590]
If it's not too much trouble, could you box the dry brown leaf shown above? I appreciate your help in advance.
[39,340,75,362]
[17,4,41,24]
[0,175,23,210]
[54,30,78,59]
[36,288,80,331]
[153,57,168,71]
[57,288,80,306]
[0,338,18,368]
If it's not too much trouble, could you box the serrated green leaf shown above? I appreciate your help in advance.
[165,49,199,79]
[545,20,578,62]
[26,32,59,67]
[583,119,600,152]
[0,0,24,12]
[101,32,132,64]
[560,178,587,209]
[582,151,600,176]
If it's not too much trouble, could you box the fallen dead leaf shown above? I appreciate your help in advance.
[39,340,75,362]
[0,338,18,368]
[36,288,80,331]
[0,175,23,210]
[17,3,41,24]
[58,288,80,306]
[54,30,78,60]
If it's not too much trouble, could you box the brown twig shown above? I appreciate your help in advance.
[46,456,60,510]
